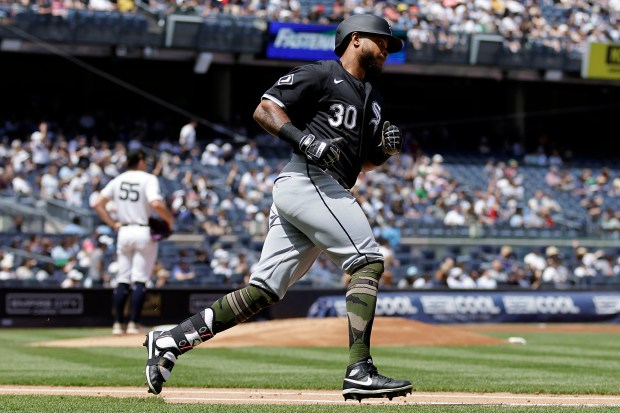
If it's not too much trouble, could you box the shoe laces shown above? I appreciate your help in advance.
[367,364,393,382]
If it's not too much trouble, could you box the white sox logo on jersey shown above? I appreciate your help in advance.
[370,101,381,134]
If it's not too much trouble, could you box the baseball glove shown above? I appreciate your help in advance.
[148,217,172,241]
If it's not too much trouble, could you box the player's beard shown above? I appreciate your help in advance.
[360,49,384,79]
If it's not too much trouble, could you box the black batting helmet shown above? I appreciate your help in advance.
[334,14,403,57]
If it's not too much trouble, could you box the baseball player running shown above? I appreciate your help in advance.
[144,14,412,401]
[93,148,174,336]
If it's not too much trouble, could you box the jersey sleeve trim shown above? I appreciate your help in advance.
[261,94,287,111]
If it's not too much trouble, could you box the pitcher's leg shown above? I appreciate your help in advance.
[112,282,130,335]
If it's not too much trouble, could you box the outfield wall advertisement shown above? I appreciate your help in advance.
[581,42,620,80]
[308,291,620,323]
[2,288,619,326]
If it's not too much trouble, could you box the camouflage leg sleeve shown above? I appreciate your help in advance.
[345,262,383,364]
[166,284,277,354]
[210,284,278,334]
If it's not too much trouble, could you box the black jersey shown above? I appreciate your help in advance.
[262,60,389,189]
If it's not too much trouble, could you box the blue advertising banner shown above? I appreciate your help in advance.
[266,22,406,64]
[307,291,620,323]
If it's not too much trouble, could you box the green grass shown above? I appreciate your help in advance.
[1,326,619,412]
[2,395,618,413]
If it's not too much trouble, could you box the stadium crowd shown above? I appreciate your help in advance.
[2,0,619,56]
[1,115,620,290]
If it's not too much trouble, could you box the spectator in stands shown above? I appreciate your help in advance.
[580,194,604,224]
[545,166,562,188]
[377,236,397,287]
[180,120,198,154]
[86,237,109,288]
[572,246,598,286]
[600,208,620,234]
[230,252,251,281]
[51,236,78,267]
[444,203,466,226]
[475,267,498,289]
[375,217,401,249]
[201,143,220,166]
[9,140,33,174]
[541,246,571,287]
[306,255,342,287]
[62,216,88,235]
[211,248,232,281]
[220,142,235,163]
[14,258,37,281]
[202,209,231,236]
[153,259,171,288]
[397,265,415,289]
[610,173,620,196]
[523,247,546,287]
[428,257,450,289]
[171,256,196,283]
[0,255,15,281]
[484,258,509,284]
[30,124,51,170]
[193,249,211,266]
[60,268,84,288]
[447,258,476,289]
[497,245,518,274]
[593,249,617,278]
[509,206,525,228]
[12,170,33,196]
[238,167,260,201]
[573,168,595,196]
[39,163,61,200]
[238,140,260,162]
[506,268,531,288]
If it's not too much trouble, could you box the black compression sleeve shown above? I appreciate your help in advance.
[278,122,306,147]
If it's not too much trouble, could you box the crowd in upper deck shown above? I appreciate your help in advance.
[2,0,619,56]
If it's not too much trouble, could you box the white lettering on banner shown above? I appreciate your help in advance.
[420,295,501,315]
[592,296,620,315]
[6,293,83,315]
[189,294,220,314]
[375,296,418,316]
[503,296,580,314]
[274,28,335,50]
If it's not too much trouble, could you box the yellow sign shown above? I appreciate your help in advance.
[581,42,620,80]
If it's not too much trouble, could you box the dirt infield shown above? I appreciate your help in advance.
[34,317,505,348]
[1,385,620,406]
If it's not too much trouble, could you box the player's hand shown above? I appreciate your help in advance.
[299,134,343,169]
[381,121,402,156]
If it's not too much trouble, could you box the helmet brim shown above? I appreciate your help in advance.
[334,32,404,57]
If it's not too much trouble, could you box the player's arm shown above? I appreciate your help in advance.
[254,99,342,169]
[92,194,121,232]
[253,98,292,139]
[151,199,174,231]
